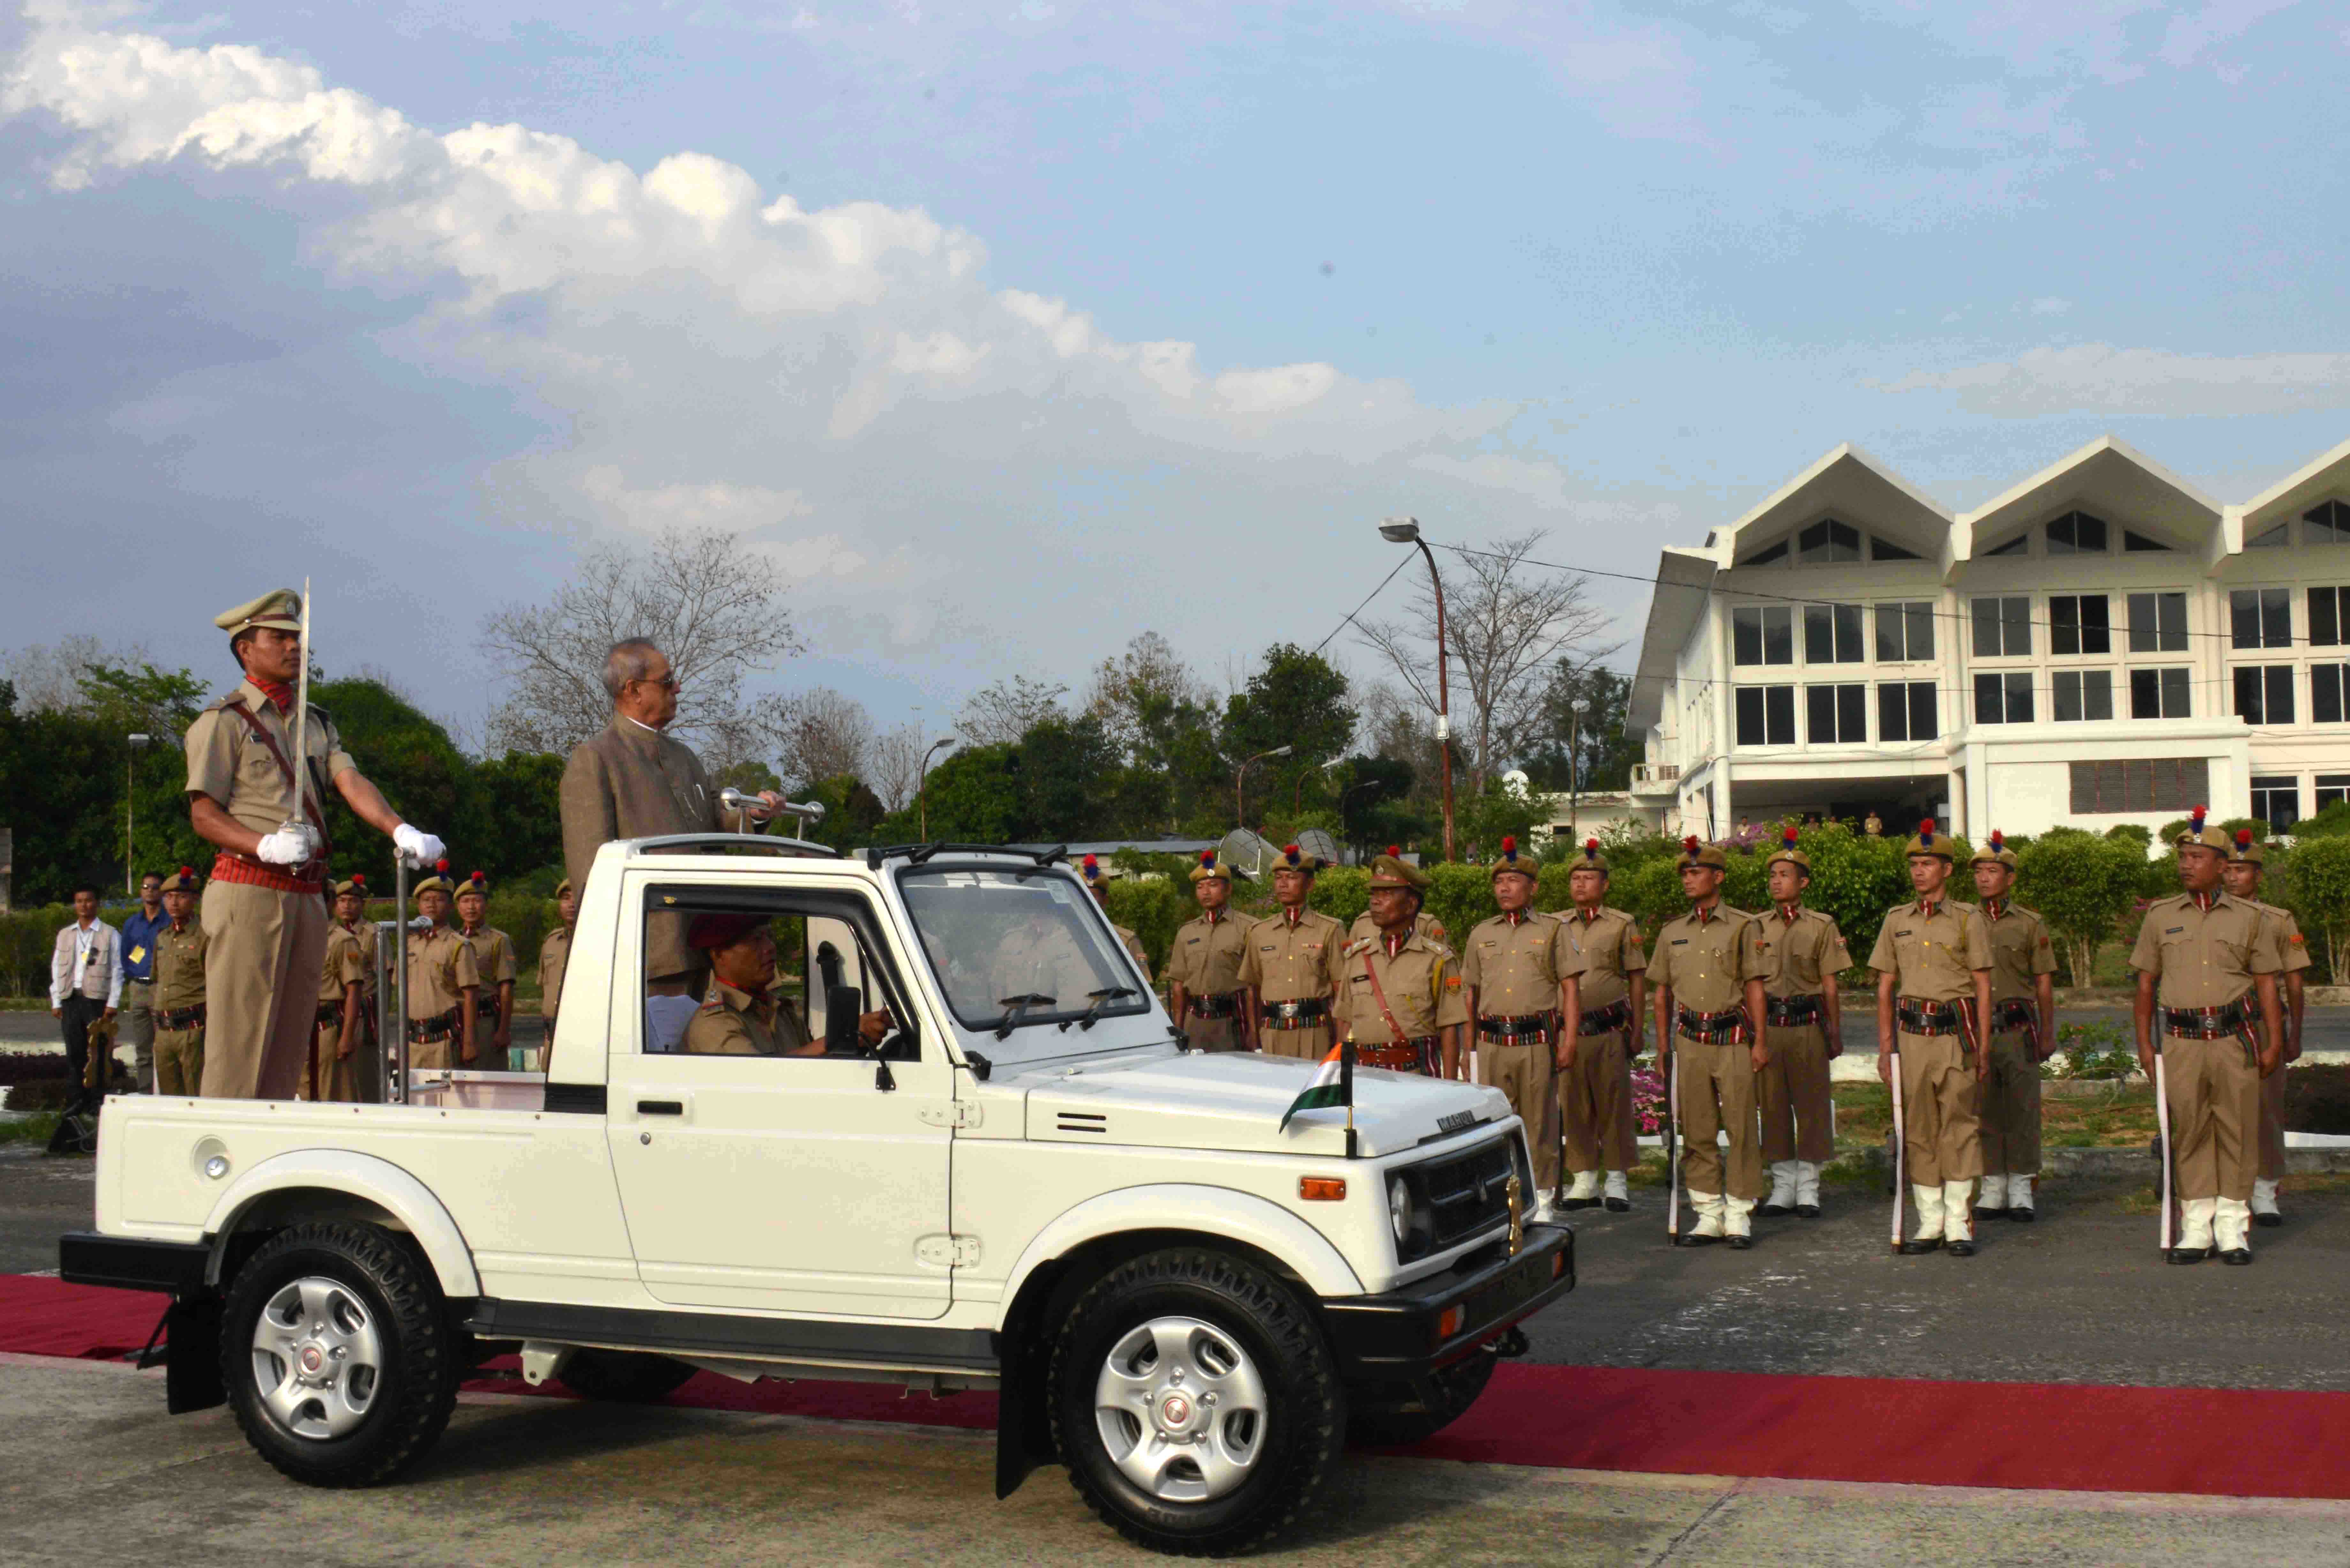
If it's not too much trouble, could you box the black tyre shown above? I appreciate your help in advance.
[220,1221,458,1488]
[1049,1248,1343,1557]
[1345,1348,1497,1448]
[558,1349,696,1403]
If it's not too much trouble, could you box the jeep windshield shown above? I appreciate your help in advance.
[898,866,1154,1051]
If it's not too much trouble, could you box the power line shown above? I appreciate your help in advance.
[1311,555,1413,658]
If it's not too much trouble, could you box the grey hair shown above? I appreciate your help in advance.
[602,638,664,701]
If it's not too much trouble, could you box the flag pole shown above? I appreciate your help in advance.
[1342,1035,1357,1159]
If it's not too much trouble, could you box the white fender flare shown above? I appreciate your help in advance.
[201,1148,480,1298]
[1001,1183,1364,1307]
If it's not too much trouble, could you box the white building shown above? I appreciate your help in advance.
[1626,435,2350,840]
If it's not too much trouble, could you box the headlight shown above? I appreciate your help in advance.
[1388,1173,1414,1245]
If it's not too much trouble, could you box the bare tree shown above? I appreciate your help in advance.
[1083,631,1203,757]
[1356,682,1440,802]
[958,674,1068,747]
[7,635,128,712]
[867,723,932,812]
[482,527,804,756]
[1357,532,1614,793]
[775,686,875,788]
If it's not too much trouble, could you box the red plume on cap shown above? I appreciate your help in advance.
[1387,845,1401,857]
[468,870,485,883]
[1501,835,1518,861]
[1282,843,1301,866]
[1918,819,1935,839]
[2236,828,2255,847]
[1583,837,1600,859]
[352,873,366,887]
[1990,831,2004,851]
[1200,849,1216,867]
[178,864,192,878]
[2190,805,2208,829]
[1781,825,1799,846]
[1080,854,1099,878]
[434,858,449,873]
[1682,835,1699,853]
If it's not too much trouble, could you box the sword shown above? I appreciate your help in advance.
[1665,1037,1683,1245]
[1889,1039,1906,1254]
[2154,1036,2174,1254]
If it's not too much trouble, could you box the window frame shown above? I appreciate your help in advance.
[1805,682,1868,745]
[1802,602,1865,665]
[2235,664,2297,726]
[2249,776,2301,834]
[2051,668,2114,723]
[2231,587,2292,650]
[2049,593,2112,657]
[2126,591,2188,654]
[640,882,925,1060]
[2129,667,2191,720]
[1735,683,1798,748]
[2313,663,2350,726]
[1795,519,1862,565]
[1973,670,2034,725]
[1878,680,1937,743]
[1732,605,1794,667]
[1970,595,2031,659]
[2046,510,2110,556]
[1874,600,1936,664]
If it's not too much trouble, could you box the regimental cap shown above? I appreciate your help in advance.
[687,912,766,950]
[1765,824,1809,873]
[1078,852,1121,886]
[2176,805,2234,852]
[1903,818,1962,862]
[555,879,574,900]
[1971,829,2018,870]
[457,869,489,897]
[214,588,302,637]
[1368,844,1429,891]
[413,858,455,898]
[2231,826,2264,867]
[1277,842,1320,875]
[1488,834,1535,881]
[159,864,200,894]
[1188,848,1233,883]
[332,872,369,897]
[1575,836,1609,874]
[1677,833,1727,872]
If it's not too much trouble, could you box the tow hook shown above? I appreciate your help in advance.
[1491,1325,1531,1359]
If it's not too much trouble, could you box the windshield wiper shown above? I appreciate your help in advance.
[1060,986,1136,1032]
[992,992,1057,1039]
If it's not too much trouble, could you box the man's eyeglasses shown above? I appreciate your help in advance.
[631,674,680,691]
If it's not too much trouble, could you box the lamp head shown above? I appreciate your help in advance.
[1378,517,1421,544]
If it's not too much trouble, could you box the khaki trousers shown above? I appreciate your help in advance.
[1895,1031,1982,1187]
[1978,1032,2042,1176]
[1183,1012,1245,1052]
[2162,1036,2258,1202]
[1260,1021,1331,1061]
[200,880,329,1101]
[1561,1026,1636,1174]
[1477,1035,1558,1192]
[2260,1064,2287,1182]
[120,980,155,1092]
[409,1032,459,1072]
[301,1020,361,1102]
[154,1026,205,1097]
[1759,1022,1834,1164]
[1674,1036,1763,1201]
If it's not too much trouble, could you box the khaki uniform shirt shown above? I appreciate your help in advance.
[407,925,481,1020]
[1165,911,1251,999]
[1239,907,1349,1006]
[460,926,518,990]
[2248,900,2313,976]
[321,921,372,1006]
[154,919,209,1012]
[1648,904,1759,1016]
[1348,910,1448,946]
[1461,911,1583,1017]
[1335,930,1471,1043]
[1978,901,2058,1003]
[1558,906,1646,1010]
[2128,892,2283,1008]
[989,920,1107,1010]
[184,679,356,842]
[681,979,814,1056]
[1868,898,1992,1000]
[1112,924,1150,976]
[539,926,573,1023]
[1752,905,1850,999]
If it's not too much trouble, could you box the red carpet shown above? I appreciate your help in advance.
[6,1274,2343,1497]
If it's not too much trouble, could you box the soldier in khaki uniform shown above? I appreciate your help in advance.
[454,872,519,1069]
[1869,821,1993,1256]
[1557,838,1645,1213]
[1333,851,1468,1077]
[1166,851,1253,1052]
[1074,855,1153,977]
[2132,813,2286,1263]
[681,914,815,1056]
[304,875,374,1102]
[1348,869,1447,947]
[1970,833,2058,1222]
[1462,836,1580,1208]
[1648,837,1768,1247]
[2219,833,2309,1228]
[538,879,578,1071]
[150,869,210,1097]
[405,866,482,1071]
[186,589,443,1100]
[1241,844,1349,1062]
[1753,827,1850,1220]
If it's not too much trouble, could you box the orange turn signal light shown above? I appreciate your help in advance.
[1436,1306,1464,1340]
[1553,1251,1567,1278]
[1298,1177,1347,1202]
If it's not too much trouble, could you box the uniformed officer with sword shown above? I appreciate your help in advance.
[1647,836,1767,1248]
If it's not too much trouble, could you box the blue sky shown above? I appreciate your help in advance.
[3,0,2346,740]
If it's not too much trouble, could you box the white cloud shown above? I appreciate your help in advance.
[1876,342,2350,418]
[2157,0,2304,66]
[2028,296,2071,315]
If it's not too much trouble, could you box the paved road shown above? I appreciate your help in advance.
[7,1355,2348,1566]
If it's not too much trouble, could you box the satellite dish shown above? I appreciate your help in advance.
[1295,828,1341,868]
[1217,828,1276,879]
[1503,769,1533,796]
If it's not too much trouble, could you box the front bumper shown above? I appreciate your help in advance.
[59,1231,210,1294]
[1321,1222,1573,1383]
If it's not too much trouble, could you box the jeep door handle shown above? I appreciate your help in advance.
[637,1099,685,1116]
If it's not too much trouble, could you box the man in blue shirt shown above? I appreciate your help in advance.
[118,871,169,1093]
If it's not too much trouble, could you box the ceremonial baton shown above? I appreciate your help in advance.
[2154,1036,2174,1254]
[1888,1039,1906,1253]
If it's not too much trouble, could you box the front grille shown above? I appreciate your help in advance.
[1416,1136,1514,1249]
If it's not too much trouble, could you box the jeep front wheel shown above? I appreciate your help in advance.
[1049,1248,1343,1557]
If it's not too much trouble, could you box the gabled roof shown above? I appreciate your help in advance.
[2232,433,2350,536]
[1627,547,1718,731]
[1957,436,2221,557]
[1712,444,1955,567]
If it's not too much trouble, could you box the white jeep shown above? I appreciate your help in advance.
[63,834,1572,1556]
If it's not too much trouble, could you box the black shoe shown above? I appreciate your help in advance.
[1946,1239,1977,1257]
[1899,1239,1942,1255]
[2166,1246,2212,1265]
[1727,1233,1753,1249]
[2254,1212,2283,1229]
[1677,1232,1717,1247]
[1972,1206,2007,1222]
[2009,1207,2035,1223]
[1560,1196,1601,1211]
[1757,1202,1793,1217]
[1603,1196,1631,1213]
[2221,1248,2254,1266]
[1794,1204,1822,1219]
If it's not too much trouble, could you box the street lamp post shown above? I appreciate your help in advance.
[125,733,152,895]
[1294,755,1346,818]
[916,737,957,841]
[1379,516,1455,862]
[1235,745,1293,832]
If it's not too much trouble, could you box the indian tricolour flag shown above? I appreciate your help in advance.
[1279,1038,1353,1131]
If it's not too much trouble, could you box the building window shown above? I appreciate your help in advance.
[2308,500,2350,544]
[1875,601,1935,663]
[2317,774,2350,812]
[1806,683,1868,744]
[2314,665,2350,725]
[2130,667,2191,719]
[1802,603,1864,664]
[2069,758,2209,815]
[2251,776,2300,833]
[2246,521,2290,549]
[1973,672,2034,725]
[1736,684,1796,747]
[1871,535,1921,562]
[2231,588,2292,649]
[2046,511,2108,555]
[1796,520,1861,564]
[1877,681,1937,743]
[1732,606,1793,666]
[2235,665,2296,725]
[2049,594,2111,656]
[1971,596,2031,658]
[2123,530,2172,553]
[1744,539,1789,566]
[2052,669,2115,722]
[2127,592,2188,653]
[1982,534,2029,557]
[2310,587,2347,648]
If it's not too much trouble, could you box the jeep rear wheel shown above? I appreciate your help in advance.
[1050,1248,1342,1557]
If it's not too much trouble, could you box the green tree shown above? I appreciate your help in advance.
[2015,829,2146,986]
[799,774,888,851]
[2280,836,2350,984]
[1458,779,1540,866]
[309,676,473,888]
[1515,664,1634,793]
[472,751,567,885]
[1222,644,1356,825]
[873,743,1023,843]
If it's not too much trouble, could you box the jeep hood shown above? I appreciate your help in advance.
[1014,1050,1515,1159]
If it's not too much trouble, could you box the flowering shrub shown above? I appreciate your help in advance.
[1631,1064,1666,1135]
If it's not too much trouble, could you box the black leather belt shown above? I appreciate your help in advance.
[1188,992,1242,1019]
[1765,994,1823,1027]
[1263,998,1328,1030]
[1478,1014,1552,1042]
[1577,1000,1629,1037]
[1990,998,2038,1033]
[474,994,503,1021]
[407,1007,460,1044]
[2162,1002,2248,1041]
[1896,998,1963,1036]
[316,1000,343,1026]
[1675,1006,1745,1044]
[156,1005,206,1030]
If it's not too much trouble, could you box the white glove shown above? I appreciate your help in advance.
[393,824,445,869]
[255,828,313,867]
